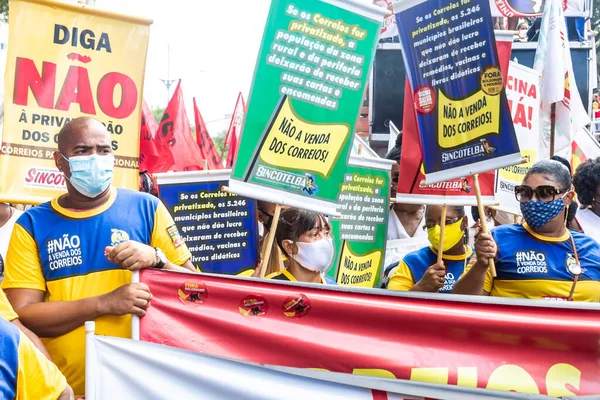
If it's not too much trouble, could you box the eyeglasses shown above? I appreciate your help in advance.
[514,185,567,203]
[423,216,462,230]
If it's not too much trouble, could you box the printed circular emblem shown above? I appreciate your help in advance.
[178,281,208,305]
[413,85,436,114]
[568,262,582,276]
[282,294,311,318]
[239,295,269,317]
[480,66,503,96]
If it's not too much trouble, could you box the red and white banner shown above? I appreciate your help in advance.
[374,0,398,39]
[137,269,600,397]
[495,62,541,215]
[490,0,587,17]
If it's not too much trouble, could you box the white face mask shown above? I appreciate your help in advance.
[293,237,335,273]
[519,29,527,38]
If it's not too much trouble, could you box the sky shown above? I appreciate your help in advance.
[95,0,271,134]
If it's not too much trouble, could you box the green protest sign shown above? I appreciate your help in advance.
[228,0,386,214]
[327,156,392,288]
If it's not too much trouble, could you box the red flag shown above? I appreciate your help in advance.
[193,98,222,170]
[139,100,161,173]
[494,31,514,83]
[225,125,238,168]
[222,92,246,162]
[155,81,204,172]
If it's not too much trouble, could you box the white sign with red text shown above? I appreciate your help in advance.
[495,62,541,215]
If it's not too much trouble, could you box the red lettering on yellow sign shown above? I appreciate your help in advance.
[13,57,138,119]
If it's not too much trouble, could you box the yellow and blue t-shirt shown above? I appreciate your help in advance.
[483,223,600,301]
[388,246,473,293]
[1,188,191,395]
[0,317,67,400]
[0,288,18,321]
[267,268,336,284]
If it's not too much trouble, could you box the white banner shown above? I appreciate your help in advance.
[489,0,587,17]
[84,321,555,400]
[495,62,541,215]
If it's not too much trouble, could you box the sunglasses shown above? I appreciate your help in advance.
[423,216,462,230]
[514,185,567,203]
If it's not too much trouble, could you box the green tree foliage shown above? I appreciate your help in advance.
[152,107,165,123]
[0,0,8,23]
[213,129,227,155]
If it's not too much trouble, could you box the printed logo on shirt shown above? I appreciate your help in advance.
[167,224,184,248]
[514,250,548,274]
[441,272,456,292]
[110,229,130,246]
[46,234,83,271]
[541,297,570,302]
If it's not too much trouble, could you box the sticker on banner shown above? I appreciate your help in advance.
[178,281,208,304]
[282,294,311,318]
[167,224,184,248]
[480,66,504,95]
[414,85,435,114]
[239,295,269,317]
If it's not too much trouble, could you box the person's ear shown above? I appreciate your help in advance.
[54,151,66,173]
[461,215,469,231]
[564,190,575,206]
[282,240,297,256]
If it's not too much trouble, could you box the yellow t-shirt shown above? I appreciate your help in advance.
[1,318,67,400]
[481,223,600,301]
[0,287,18,321]
[2,188,191,395]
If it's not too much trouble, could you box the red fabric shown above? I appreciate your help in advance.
[139,269,600,395]
[222,92,245,160]
[397,79,495,197]
[495,35,513,83]
[155,81,204,172]
[193,98,222,170]
[139,100,161,173]
[225,125,238,168]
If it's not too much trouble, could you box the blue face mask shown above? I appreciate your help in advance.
[62,153,115,198]
[520,197,565,229]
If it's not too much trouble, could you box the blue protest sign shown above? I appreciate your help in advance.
[394,0,521,183]
[156,171,259,274]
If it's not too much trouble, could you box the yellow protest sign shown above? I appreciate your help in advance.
[437,88,501,150]
[336,241,382,287]
[258,96,350,178]
[0,0,151,204]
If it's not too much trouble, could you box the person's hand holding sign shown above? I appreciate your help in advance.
[412,262,446,292]
[474,232,497,268]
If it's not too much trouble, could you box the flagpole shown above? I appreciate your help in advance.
[259,204,282,278]
[549,103,556,156]
[473,174,496,277]
[437,205,447,274]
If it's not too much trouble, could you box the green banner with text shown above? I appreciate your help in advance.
[229,0,385,214]
[327,158,391,288]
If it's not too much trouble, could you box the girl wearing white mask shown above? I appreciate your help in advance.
[267,209,336,284]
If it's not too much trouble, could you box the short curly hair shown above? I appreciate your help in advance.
[573,157,600,207]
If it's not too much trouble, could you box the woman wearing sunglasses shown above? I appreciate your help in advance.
[454,160,600,301]
[387,205,471,293]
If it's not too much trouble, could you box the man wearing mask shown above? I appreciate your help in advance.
[388,205,471,293]
[454,160,600,301]
[2,117,195,396]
